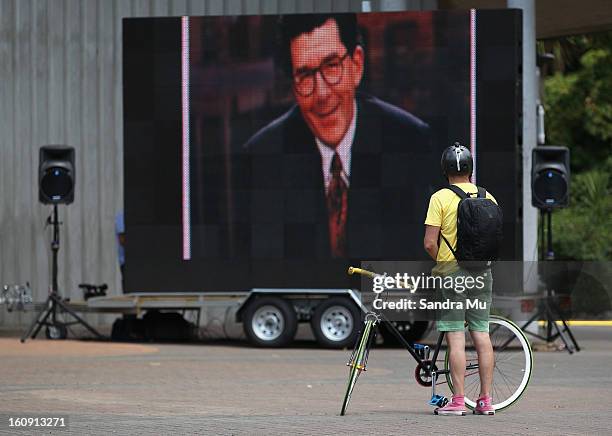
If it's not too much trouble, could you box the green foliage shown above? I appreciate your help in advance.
[552,164,612,260]
[541,32,612,261]
[541,32,612,173]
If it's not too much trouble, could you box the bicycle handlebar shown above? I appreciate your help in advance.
[348,266,413,291]
[347,267,378,278]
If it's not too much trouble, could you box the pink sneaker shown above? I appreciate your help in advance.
[434,395,466,416]
[473,396,495,415]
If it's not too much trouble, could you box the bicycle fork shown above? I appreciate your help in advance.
[347,317,378,371]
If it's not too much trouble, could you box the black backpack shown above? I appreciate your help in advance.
[440,185,503,270]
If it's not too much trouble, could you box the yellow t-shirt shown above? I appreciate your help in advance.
[425,183,498,272]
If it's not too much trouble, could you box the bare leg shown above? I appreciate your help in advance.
[470,330,494,398]
[446,331,466,396]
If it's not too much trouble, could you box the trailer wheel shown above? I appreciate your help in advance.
[111,317,127,341]
[243,297,297,347]
[311,297,360,349]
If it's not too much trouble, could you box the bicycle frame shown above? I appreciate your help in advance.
[372,309,453,379]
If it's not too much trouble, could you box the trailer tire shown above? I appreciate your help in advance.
[311,297,360,349]
[243,297,297,347]
[111,317,127,341]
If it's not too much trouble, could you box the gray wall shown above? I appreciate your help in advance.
[0,0,434,328]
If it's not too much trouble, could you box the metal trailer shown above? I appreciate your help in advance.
[68,288,429,348]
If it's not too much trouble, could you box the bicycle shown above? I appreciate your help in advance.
[341,267,533,415]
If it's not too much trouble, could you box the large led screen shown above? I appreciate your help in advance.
[123,10,522,292]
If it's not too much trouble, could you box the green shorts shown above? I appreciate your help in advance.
[435,267,492,333]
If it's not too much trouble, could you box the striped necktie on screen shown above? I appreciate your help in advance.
[327,152,348,258]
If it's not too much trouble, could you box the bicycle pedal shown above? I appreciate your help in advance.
[428,395,448,407]
[414,343,430,360]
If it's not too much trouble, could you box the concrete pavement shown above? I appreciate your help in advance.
[1,326,611,435]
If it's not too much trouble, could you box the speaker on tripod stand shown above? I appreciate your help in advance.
[521,145,580,353]
[21,146,103,342]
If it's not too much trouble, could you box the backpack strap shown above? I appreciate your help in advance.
[446,185,468,200]
[441,184,478,257]
[439,233,457,257]
[441,185,465,256]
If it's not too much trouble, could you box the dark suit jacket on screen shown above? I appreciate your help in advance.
[242,93,432,261]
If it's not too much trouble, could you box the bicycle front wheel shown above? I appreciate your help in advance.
[445,315,533,411]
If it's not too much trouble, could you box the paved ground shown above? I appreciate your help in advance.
[0,326,611,435]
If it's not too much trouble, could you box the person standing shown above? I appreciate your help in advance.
[115,212,125,291]
[423,143,499,416]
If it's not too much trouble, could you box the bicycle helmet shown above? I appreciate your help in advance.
[441,142,473,177]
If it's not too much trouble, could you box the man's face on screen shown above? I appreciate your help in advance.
[290,19,364,148]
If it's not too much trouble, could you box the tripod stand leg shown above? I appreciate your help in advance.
[548,298,581,352]
[31,306,52,339]
[53,295,104,340]
[547,306,573,354]
[21,299,53,342]
[520,310,549,342]
[520,312,537,332]
[559,317,580,352]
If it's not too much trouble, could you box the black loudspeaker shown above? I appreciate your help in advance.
[532,146,570,209]
[39,146,75,204]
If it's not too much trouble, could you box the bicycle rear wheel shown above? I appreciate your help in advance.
[445,315,533,411]
[340,319,375,416]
